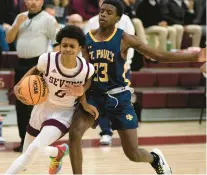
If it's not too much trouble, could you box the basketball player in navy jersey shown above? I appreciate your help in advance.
[5,25,98,175]
[68,0,204,174]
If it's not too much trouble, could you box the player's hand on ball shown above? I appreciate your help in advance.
[82,103,99,120]
[14,84,30,105]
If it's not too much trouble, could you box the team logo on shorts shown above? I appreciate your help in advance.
[126,114,133,121]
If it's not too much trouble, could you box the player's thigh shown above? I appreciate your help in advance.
[117,128,139,153]
[32,126,62,148]
[69,105,94,140]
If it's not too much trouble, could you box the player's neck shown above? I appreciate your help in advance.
[60,55,77,69]
[98,26,116,39]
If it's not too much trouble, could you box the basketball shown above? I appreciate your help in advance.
[20,75,48,105]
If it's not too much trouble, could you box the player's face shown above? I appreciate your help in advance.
[99,4,120,28]
[24,0,43,13]
[60,38,81,57]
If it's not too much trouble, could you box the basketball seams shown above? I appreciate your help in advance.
[35,76,42,105]
[28,75,34,104]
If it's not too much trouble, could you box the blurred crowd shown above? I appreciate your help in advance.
[0,0,206,53]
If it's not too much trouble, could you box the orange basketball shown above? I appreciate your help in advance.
[20,75,48,105]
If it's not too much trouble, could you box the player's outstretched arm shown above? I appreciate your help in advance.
[122,32,200,63]
[200,62,206,73]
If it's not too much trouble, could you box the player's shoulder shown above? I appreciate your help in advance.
[49,51,58,57]
[78,56,94,67]
[39,52,57,60]
[39,52,48,59]
[89,29,98,36]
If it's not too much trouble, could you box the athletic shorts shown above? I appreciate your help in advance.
[27,101,75,137]
[87,90,138,130]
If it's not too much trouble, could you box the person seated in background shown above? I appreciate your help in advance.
[192,0,206,47]
[67,14,84,29]
[136,0,179,51]
[162,0,202,49]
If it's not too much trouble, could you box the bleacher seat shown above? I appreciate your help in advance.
[156,73,179,87]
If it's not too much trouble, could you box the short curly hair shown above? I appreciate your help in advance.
[102,0,124,17]
[56,25,85,47]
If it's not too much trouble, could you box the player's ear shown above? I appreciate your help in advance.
[115,16,121,23]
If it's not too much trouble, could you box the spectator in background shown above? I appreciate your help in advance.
[121,0,137,19]
[44,4,64,29]
[162,0,202,48]
[69,0,100,20]
[193,0,206,40]
[44,4,66,52]
[6,0,56,152]
[84,0,135,145]
[67,14,84,29]
[44,4,56,17]
[0,0,19,51]
[48,0,69,24]
[0,25,9,51]
[136,0,177,51]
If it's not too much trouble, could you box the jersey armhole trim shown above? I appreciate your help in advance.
[45,53,51,77]
[84,61,90,83]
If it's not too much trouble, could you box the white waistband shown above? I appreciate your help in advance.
[106,86,134,95]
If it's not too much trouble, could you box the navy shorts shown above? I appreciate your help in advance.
[86,90,138,130]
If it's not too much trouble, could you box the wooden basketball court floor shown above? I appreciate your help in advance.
[0,121,206,174]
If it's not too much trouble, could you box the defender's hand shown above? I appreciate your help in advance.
[82,103,99,120]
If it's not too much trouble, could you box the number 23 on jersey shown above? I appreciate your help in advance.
[93,63,108,82]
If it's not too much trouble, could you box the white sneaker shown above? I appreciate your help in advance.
[151,148,172,174]
[100,135,112,145]
[0,137,5,144]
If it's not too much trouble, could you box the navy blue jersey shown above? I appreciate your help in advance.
[86,28,130,93]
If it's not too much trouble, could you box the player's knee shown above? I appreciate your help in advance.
[69,127,84,144]
[25,144,41,157]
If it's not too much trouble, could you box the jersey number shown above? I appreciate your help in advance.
[55,90,67,98]
[94,63,108,82]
